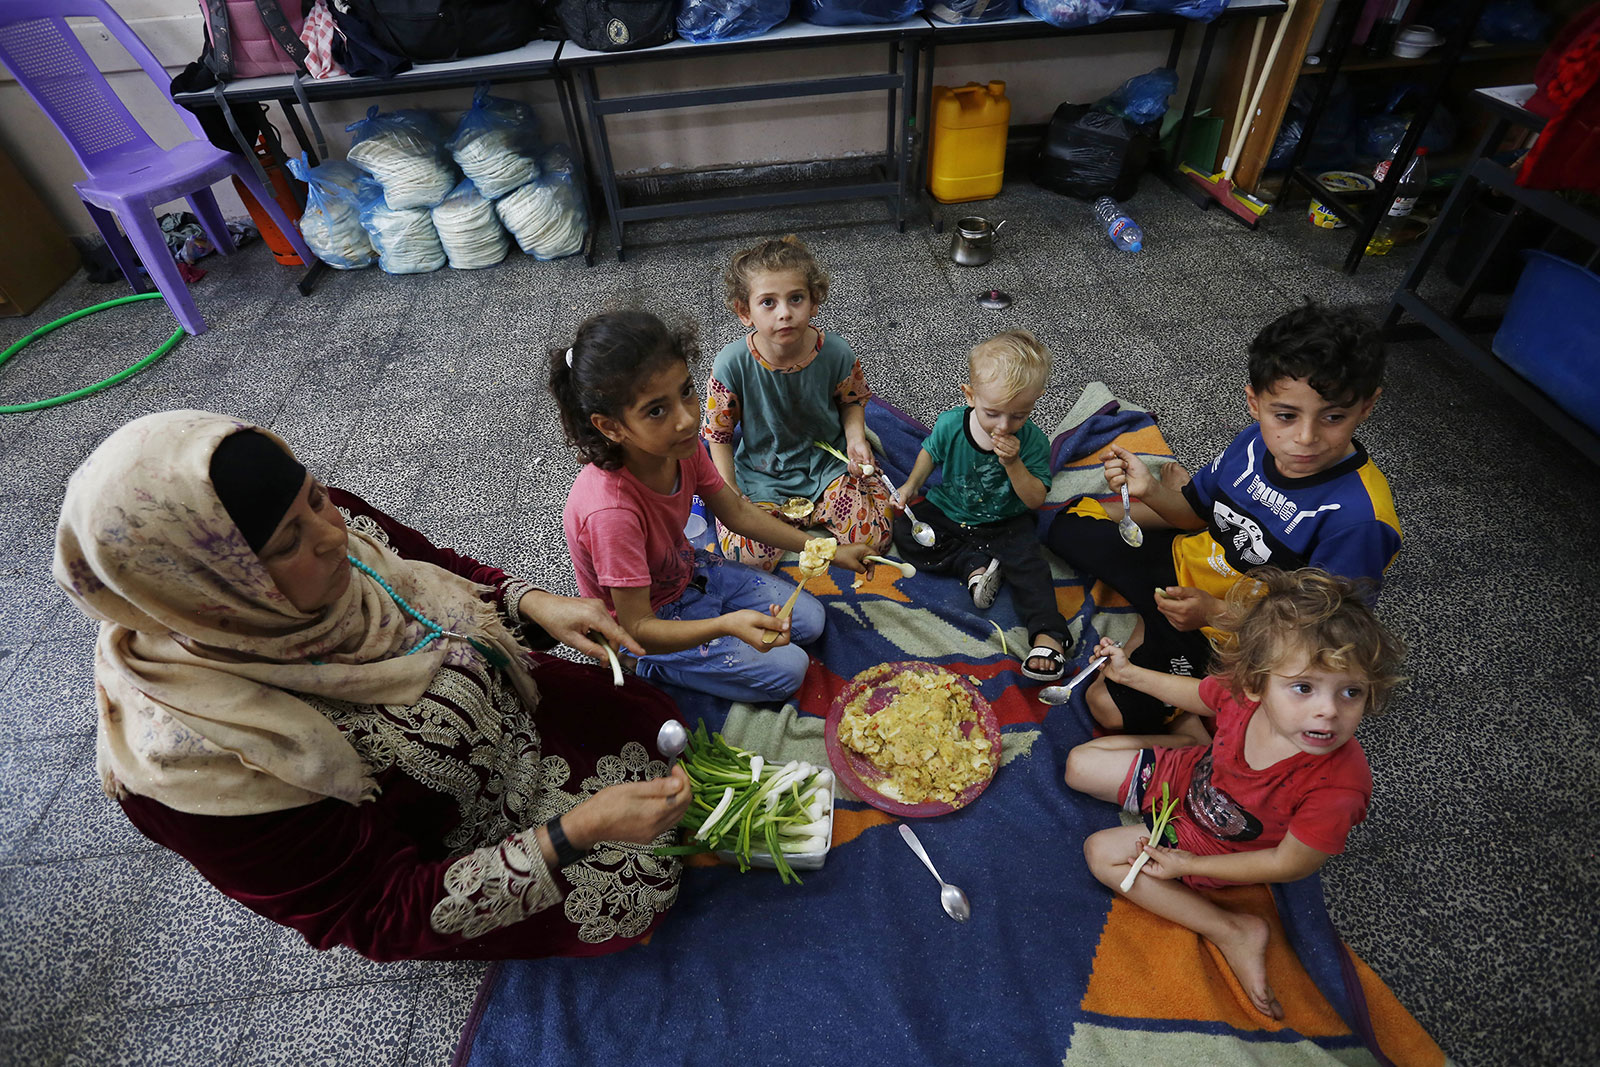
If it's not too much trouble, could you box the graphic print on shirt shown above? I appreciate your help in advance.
[1183,749,1263,842]
[1212,501,1272,567]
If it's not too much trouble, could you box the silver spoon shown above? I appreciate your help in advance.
[1118,483,1145,548]
[656,720,688,768]
[877,471,935,547]
[898,824,971,922]
[1038,654,1109,706]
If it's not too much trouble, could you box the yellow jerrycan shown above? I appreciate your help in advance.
[928,81,1011,204]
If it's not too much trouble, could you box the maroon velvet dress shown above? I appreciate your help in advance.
[117,489,683,962]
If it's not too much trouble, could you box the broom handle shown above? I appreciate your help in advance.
[1224,19,1267,173]
[1224,0,1298,184]
[762,576,809,645]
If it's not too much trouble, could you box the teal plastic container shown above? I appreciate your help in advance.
[1492,250,1600,432]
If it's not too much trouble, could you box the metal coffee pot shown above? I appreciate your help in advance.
[949,216,1005,267]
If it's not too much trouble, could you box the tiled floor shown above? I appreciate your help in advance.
[1,177,1596,1066]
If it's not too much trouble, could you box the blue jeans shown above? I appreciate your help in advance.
[634,553,826,704]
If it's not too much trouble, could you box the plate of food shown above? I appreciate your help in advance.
[824,661,1001,818]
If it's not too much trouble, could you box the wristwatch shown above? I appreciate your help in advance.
[544,815,584,869]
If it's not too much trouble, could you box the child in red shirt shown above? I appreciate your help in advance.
[1063,567,1406,1020]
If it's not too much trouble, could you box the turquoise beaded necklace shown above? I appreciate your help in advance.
[347,555,510,669]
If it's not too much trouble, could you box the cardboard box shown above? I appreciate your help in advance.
[0,146,80,317]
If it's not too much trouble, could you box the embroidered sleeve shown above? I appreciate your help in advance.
[498,576,542,637]
[834,358,872,408]
[702,376,741,444]
[429,828,564,940]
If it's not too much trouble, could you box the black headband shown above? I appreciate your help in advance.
[209,430,308,554]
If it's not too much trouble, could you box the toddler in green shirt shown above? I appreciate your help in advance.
[895,331,1070,682]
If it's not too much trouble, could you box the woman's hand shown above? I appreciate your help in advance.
[1153,586,1222,632]
[1126,836,1193,881]
[723,607,790,650]
[846,438,875,478]
[564,765,692,848]
[1102,444,1154,498]
[1091,636,1131,682]
[519,589,643,660]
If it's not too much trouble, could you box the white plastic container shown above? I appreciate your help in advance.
[1392,26,1442,58]
[715,787,835,871]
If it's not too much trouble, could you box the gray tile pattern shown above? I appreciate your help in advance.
[1,178,1596,1066]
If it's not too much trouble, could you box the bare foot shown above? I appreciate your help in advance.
[1210,912,1283,1020]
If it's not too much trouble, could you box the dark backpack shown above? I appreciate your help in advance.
[556,0,675,51]
[338,0,538,63]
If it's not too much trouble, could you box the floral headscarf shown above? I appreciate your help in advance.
[53,410,538,816]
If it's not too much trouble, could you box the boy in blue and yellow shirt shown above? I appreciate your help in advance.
[896,330,1071,682]
[1045,302,1401,736]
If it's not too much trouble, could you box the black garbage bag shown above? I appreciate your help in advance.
[1031,103,1155,201]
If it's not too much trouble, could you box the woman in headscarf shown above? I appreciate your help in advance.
[53,410,691,960]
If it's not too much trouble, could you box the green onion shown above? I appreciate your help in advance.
[655,724,835,885]
[1119,780,1182,892]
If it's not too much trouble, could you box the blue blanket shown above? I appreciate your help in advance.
[455,393,1433,1067]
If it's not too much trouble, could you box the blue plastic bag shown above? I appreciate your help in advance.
[345,106,457,210]
[1020,0,1123,29]
[926,0,1020,25]
[448,86,543,200]
[1127,0,1225,19]
[1097,67,1178,125]
[1476,0,1550,44]
[798,0,921,27]
[285,154,374,270]
[677,0,789,41]
[355,177,447,275]
[495,147,588,261]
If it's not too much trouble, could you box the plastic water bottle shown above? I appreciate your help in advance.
[1093,196,1143,252]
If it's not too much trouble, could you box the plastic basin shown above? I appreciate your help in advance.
[1491,250,1600,432]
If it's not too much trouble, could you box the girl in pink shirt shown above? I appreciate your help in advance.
[553,309,869,703]
[1063,568,1406,1021]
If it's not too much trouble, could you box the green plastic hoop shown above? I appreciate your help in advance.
[0,292,184,414]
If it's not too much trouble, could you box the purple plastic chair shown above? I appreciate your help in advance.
[0,0,315,336]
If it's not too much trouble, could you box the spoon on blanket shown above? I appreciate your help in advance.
[899,824,971,922]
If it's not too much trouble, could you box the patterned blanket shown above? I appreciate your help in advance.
[455,388,1448,1067]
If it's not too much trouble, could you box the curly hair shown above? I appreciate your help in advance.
[547,308,700,471]
[1212,567,1407,715]
[723,235,830,315]
[1248,301,1385,407]
[969,330,1051,398]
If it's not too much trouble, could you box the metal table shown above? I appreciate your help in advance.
[1384,85,1600,466]
[173,39,599,287]
[916,0,1288,221]
[559,18,931,261]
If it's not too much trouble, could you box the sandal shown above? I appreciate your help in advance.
[967,558,1003,610]
[1020,644,1066,683]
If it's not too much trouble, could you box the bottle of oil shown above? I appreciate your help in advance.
[1366,147,1428,256]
